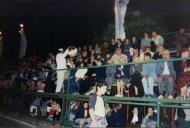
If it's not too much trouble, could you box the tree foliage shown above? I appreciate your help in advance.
[100,13,168,41]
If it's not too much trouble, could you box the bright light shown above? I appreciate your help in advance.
[20,23,24,28]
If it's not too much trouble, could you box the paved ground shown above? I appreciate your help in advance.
[0,112,65,128]
[0,104,66,128]
[0,117,31,128]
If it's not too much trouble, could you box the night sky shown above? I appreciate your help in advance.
[0,0,190,58]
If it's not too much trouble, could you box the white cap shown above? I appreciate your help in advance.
[58,48,63,52]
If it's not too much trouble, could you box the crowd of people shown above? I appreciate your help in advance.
[0,28,190,127]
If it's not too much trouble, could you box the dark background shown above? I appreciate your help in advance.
[0,0,190,58]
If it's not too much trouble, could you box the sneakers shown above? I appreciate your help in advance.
[168,95,173,99]
[115,94,123,97]
[158,95,173,99]
[158,95,164,98]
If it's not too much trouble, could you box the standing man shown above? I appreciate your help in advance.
[55,48,69,93]
[0,31,3,59]
[88,82,108,128]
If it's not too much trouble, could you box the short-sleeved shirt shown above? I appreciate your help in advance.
[89,95,105,117]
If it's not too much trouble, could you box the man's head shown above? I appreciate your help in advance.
[143,46,151,52]
[96,82,108,96]
[144,52,152,61]
[179,28,185,34]
[111,38,116,44]
[156,44,164,52]
[144,32,148,38]
[152,31,158,38]
[181,48,190,58]
[162,49,170,60]
[115,47,122,56]
[147,107,154,115]
[124,38,130,44]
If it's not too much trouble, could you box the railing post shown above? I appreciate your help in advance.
[157,101,160,128]
[64,68,71,126]
[61,93,65,125]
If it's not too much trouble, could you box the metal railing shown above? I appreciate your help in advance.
[1,56,190,128]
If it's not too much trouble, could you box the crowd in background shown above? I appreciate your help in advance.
[0,28,190,127]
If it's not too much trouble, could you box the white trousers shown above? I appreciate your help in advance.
[56,70,66,93]
[142,77,154,95]
[30,105,37,115]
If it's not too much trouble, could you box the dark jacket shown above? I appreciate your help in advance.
[115,65,130,79]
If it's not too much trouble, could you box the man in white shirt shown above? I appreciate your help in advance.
[55,48,69,93]
[110,47,128,64]
[152,31,164,46]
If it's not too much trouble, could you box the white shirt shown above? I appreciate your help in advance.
[162,62,170,75]
[131,114,139,123]
[121,66,124,75]
[95,96,106,117]
[152,35,164,45]
[56,50,69,69]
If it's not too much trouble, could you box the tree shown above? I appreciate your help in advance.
[100,12,168,41]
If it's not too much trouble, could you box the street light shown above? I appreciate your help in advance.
[20,23,24,28]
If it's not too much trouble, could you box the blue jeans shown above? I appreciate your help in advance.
[88,116,107,128]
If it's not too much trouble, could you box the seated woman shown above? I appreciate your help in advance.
[74,102,90,127]
[128,56,144,97]
[115,57,130,97]
[176,49,190,93]
[127,107,142,127]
